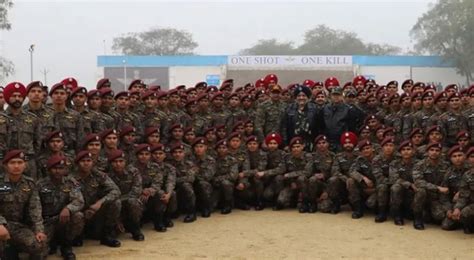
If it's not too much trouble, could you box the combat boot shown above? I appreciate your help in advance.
[330,200,341,214]
[307,201,317,213]
[254,200,265,211]
[153,213,167,232]
[201,207,211,218]
[413,213,425,230]
[100,227,121,248]
[298,201,308,213]
[183,212,197,223]
[60,242,76,260]
[130,223,145,241]
[393,210,404,225]
[375,208,387,223]
[351,201,364,219]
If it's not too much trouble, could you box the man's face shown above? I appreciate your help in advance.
[411,134,424,146]
[366,97,377,108]
[361,146,374,158]
[449,97,461,110]
[205,131,216,142]
[146,132,160,145]
[144,96,157,109]
[172,149,185,161]
[86,141,101,155]
[342,142,354,152]
[50,164,67,179]
[198,98,209,110]
[387,84,397,94]
[158,97,168,107]
[169,94,180,105]
[450,151,465,166]
[296,92,309,106]
[401,97,411,108]
[111,158,126,172]
[290,144,304,156]
[8,92,24,109]
[88,96,102,110]
[104,134,119,148]
[316,140,329,152]
[193,144,207,156]
[152,150,166,162]
[228,96,240,107]
[5,158,26,176]
[428,131,443,143]
[468,153,474,166]
[382,143,395,156]
[267,140,279,151]
[72,93,87,107]
[331,93,343,104]
[217,145,228,157]
[130,94,140,106]
[116,96,130,110]
[269,92,280,101]
[246,141,259,152]
[0,92,5,108]
[422,96,434,108]
[171,128,184,140]
[229,138,241,149]
[427,147,441,161]
[51,89,68,105]
[315,94,326,105]
[48,137,65,152]
[122,133,137,145]
[212,96,224,108]
[101,95,115,108]
[400,147,414,160]
[79,158,93,172]
[27,87,44,103]
[457,137,470,148]
[137,151,151,164]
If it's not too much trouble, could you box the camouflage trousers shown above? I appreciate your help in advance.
[212,180,234,209]
[121,198,144,225]
[1,221,45,258]
[234,178,254,206]
[176,182,196,213]
[413,189,450,222]
[144,192,178,218]
[307,176,332,213]
[276,176,306,208]
[253,175,284,203]
[390,183,415,215]
[376,184,390,211]
[346,178,377,209]
[84,200,121,239]
[327,176,348,204]
[194,180,213,210]
[460,204,474,230]
[44,212,84,255]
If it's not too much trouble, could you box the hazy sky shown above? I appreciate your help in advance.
[0,0,433,88]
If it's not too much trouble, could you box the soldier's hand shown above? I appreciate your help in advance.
[59,208,71,224]
[117,222,125,233]
[447,210,453,219]
[437,186,449,194]
[290,182,298,190]
[35,232,47,242]
[363,177,373,188]
[0,224,10,240]
[284,173,290,179]
[161,193,171,203]
[255,171,265,178]
[319,192,328,201]
[453,192,459,202]
[90,201,102,212]
[140,194,150,203]
[85,209,96,220]
[236,183,245,191]
[452,208,461,220]
[410,184,418,192]
[315,173,325,180]
[238,172,245,178]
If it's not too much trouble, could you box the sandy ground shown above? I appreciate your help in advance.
[50,209,473,259]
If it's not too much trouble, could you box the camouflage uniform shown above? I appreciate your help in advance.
[210,107,230,128]
[37,175,84,255]
[52,108,85,153]
[454,169,474,232]
[229,148,253,207]
[90,109,115,133]
[255,100,286,140]
[463,106,474,143]
[347,156,379,212]
[242,149,267,207]
[413,107,436,130]
[23,103,55,133]
[168,159,197,215]
[327,151,357,210]
[412,158,450,223]
[259,149,286,203]
[306,151,335,212]
[108,166,143,232]
[36,151,74,179]
[191,154,216,212]
[0,175,45,258]
[263,152,312,208]
[225,107,246,133]
[212,155,238,210]
[4,108,43,180]
[372,154,396,215]
[439,110,468,146]
[74,169,121,240]
[389,158,418,218]
[0,113,10,169]
[113,110,143,138]
[440,164,470,230]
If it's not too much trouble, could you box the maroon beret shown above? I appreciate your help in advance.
[289,136,304,147]
[426,125,443,137]
[169,142,185,152]
[195,82,207,89]
[456,131,470,140]
[156,91,168,99]
[128,79,144,90]
[144,127,160,138]
[87,89,101,99]
[71,86,87,97]
[314,135,328,144]
[381,137,395,147]
[434,91,448,103]
[135,143,151,154]
[210,91,225,101]
[167,89,179,96]
[49,83,67,96]
[448,145,464,158]
[191,137,206,147]
[398,140,414,151]
[114,91,130,100]
[196,93,209,102]
[82,133,101,148]
[227,132,241,141]
[100,129,118,139]
[426,142,442,151]
[120,125,136,138]
[2,150,25,164]
[99,87,114,97]
[74,150,92,163]
[357,140,372,150]
[44,131,64,143]
[422,90,435,99]
[108,150,125,162]
[447,92,461,101]
[141,90,157,100]
[185,99,198,108]
[203,127,216,136]
[46,155,67,169]
[96,78,110,89]
[246,135,258,144]
[215,139,228,149]
[466,146,474,157]
[169,124,184,133]
[150,143,165,153]
[26,81,44,94]
[409,128,424,139]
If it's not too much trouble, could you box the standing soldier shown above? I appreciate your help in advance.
[140,90,167,138]
[38,155,84,260]
[389,141,420,229]
[225,93,246,133]
[107,150,144,241]
[70,86,93,134]
[73,151,121,247]
[209,92,230,127]
[190,137,215,217]
[50,83,85,154]
[0,150,47,259]
[23,81,55,133]
[328,132,358,214]
[2,82,43,180]
[412,142,450,227]
[86,90,115,132]
[255,84,286,141]
[439,92,469,147]
[168,143,197,223]
[413,91,436,130]
[112,91,143,137]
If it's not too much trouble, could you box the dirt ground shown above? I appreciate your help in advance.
[50,209,473,259]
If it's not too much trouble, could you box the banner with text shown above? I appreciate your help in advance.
[227,56,353,68]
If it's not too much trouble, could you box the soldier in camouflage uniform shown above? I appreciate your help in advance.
[23,81,55,134]
[255,85,286,141]
[112,91,143,137]
[73,151,121,247]
[37,131,74,179]
[2,82,43,180]
[451,147,474,233]
[38,155,84,259]
[212,140,239,214]
[225,93,246,133]
[107,150,144,241]
[149,144,177,231]
[241,136,267,210]
[190,137,215,217]
[49,83,85,154]
[327,132,358,214]
[86,90,115,133]
[0,112,9,175]
[463,88,474,143]
[439,92,469,147]
[393,93,413,141]
[412,142,450,227]
[347,140,379,219]
[441,146,470,231]
[413,91,437,130]
[168,143,198,223]
[0,150,47,259]
[389,141,421,229]
[263,137,312,211]
[306,135,334,213]
[140,90,167,139]
[118,125,138,164]
[209,91,230,127]
[71,87,94,134]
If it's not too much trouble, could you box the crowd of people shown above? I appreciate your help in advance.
[0,73,473,260]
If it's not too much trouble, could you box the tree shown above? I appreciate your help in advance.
[411,0,474,85]
[240,24,401,56]
[112,27,198,55]
[0,0,14,82]
[240,39,295,55]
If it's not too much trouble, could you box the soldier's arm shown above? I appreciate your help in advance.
[264,159,286,177]
[76,115,85,150]
[33,117,43,154]
[254,104,265,140]
[130,170,143,198]
[454,172,472,210]
[0,215,6,225]
[226,162,239,182]
[98,174,121,203]
[348,160,364,182]
[372,161,387,186]
[330,157,347,181]
[204,159,216,181]
[412,163,438,191]
[29,187,45,233]
[165,164,177,194]
[151,169,165,197]
[279,110,289,146]
[66,183,85,214]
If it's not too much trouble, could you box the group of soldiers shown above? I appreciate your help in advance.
[0,73,473,260]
